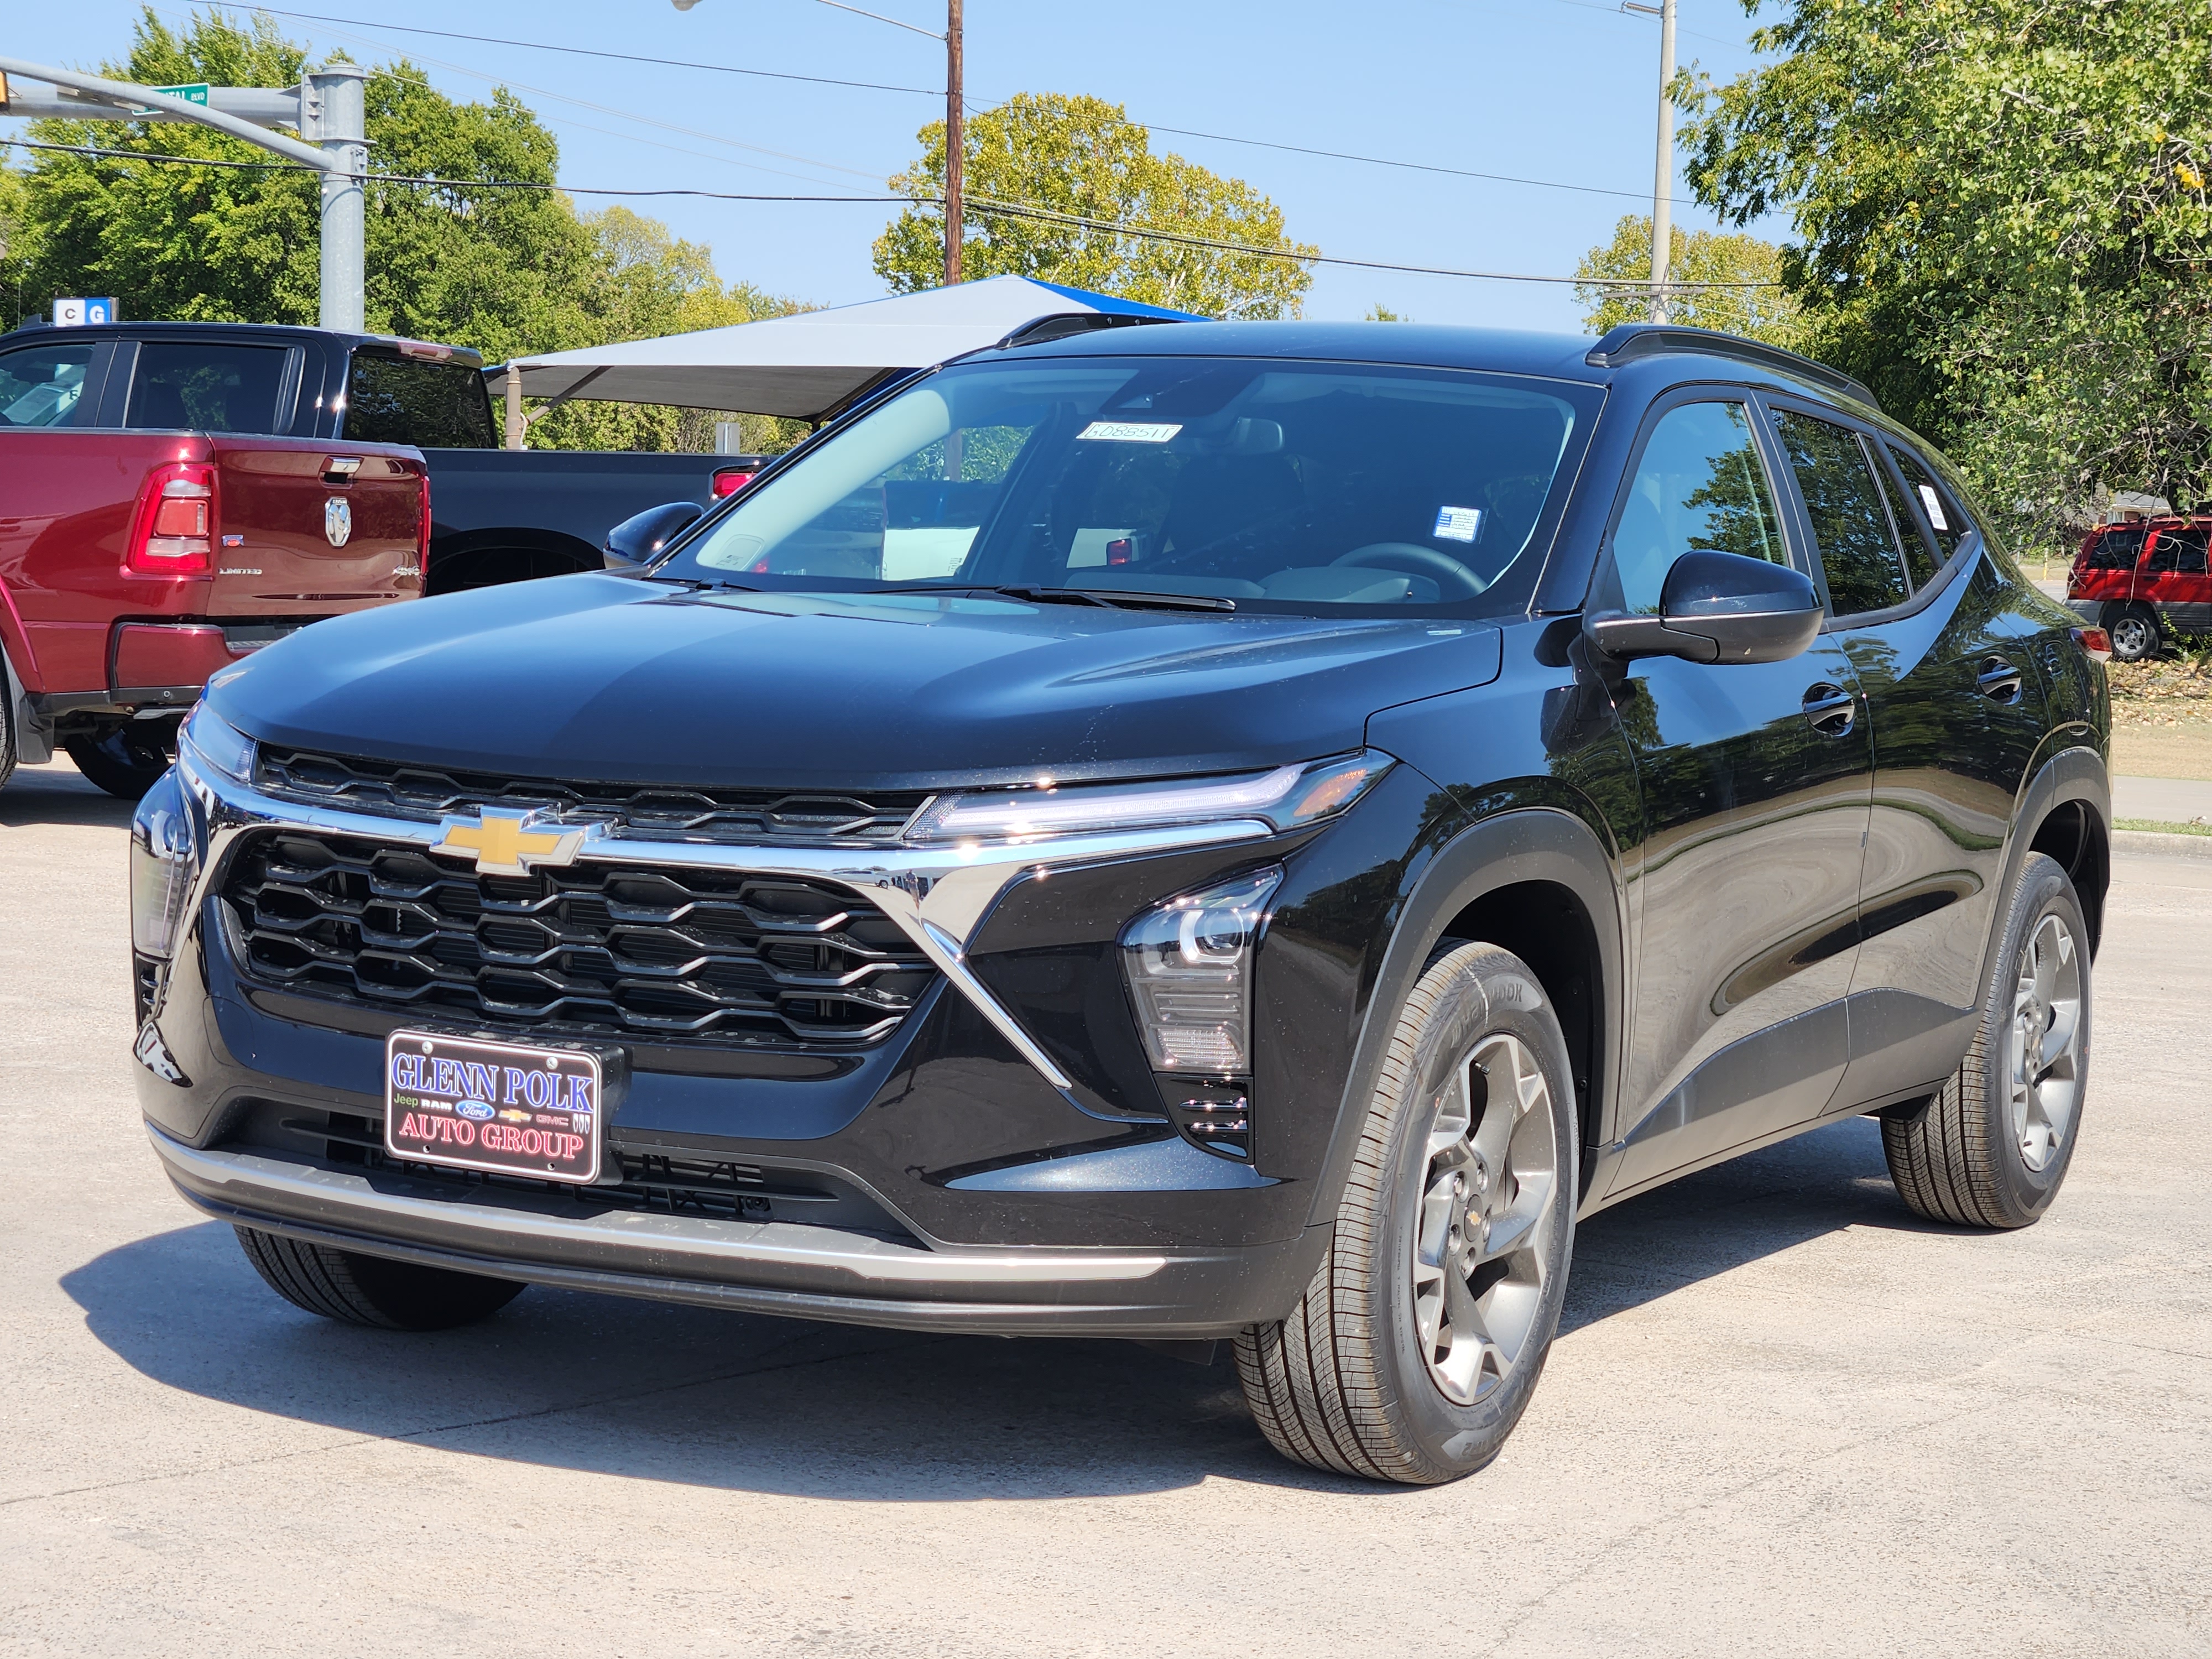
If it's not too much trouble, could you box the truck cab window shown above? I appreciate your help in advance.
[127,342,287,433]
[0,343,102,427]
[346,352,498,448]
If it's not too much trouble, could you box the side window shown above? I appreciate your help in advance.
[345,351,498,448]
[2085,523,2147,569]
[2146,526,2209,575]
[1773,409,1910,616]
[1610,400,1786,614]
[0,342,104,427]
[127,342,288,433]
[1886,444,1971,562]
[1869,448,1937,589]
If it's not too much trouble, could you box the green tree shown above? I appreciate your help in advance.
[1574,215,1802,346]
[873,92,1315,320]
[1677,0,2212,555]
[0,8,808,452]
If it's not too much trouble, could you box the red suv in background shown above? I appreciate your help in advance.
[2069,515,2212,660]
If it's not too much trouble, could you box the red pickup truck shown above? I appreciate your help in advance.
[2067,514,2212,661]
[1,332,427,796]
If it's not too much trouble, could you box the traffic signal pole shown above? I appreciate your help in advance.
[0,54,366,330]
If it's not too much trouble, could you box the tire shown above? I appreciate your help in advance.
[0,665,15,792]
[1235,942,1578,1484]
[234,1226,526,1330]
[1882,852,2091,1229]
[65,724,174,800]
[2104,603,2160,662]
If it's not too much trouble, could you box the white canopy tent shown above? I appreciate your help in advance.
[484,276,1201,429]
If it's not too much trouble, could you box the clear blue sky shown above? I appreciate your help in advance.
[4,1,1786,332]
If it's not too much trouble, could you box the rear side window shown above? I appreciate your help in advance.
[127,342,288,432]
[2084,524,2148,568]
[0,342,103,427]
[2146,525,2210,574]
[1773,409,1910,615]
[1868,449,1938,589]
[345,352,497,448]
[1610,400,1787,614]
[1886,445,1971,562]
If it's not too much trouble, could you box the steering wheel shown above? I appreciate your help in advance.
[1332,542,1485,599]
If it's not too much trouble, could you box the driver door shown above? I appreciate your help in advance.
[1600,395,1873,1196]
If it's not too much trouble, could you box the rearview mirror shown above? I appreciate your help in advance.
[1585,550,1823,665]
[603,501,705,570]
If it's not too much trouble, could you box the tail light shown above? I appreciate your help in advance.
[416,470,432,567]
[127,462,217,576]
[711,467,755,498]
[2072,625,2112,662]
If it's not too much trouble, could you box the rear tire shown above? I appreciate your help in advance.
[235,1226,525,1330]
[1881,853,2090,1228]
[1235,942,1577,1484]
[2104,603,2160,662]
[65,724,174,800]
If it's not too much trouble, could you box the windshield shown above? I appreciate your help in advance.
[659,356,1601,613]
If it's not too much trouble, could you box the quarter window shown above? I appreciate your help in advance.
[1610,400,1786,614]
[1774,410,1910,616]
[126,342,288,433]
[1887,444,1971,562]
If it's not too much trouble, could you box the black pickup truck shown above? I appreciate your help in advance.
[0,318,768,593]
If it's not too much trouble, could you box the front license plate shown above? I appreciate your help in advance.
[384,1030,603,1185]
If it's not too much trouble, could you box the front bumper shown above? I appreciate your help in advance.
[149,1124,1314,1336]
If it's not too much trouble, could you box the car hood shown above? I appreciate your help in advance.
[210,573,1504,791]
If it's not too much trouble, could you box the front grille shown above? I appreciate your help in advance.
[253,745,928,846]
[222,830,936,1046]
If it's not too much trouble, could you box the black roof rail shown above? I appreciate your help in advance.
[994,310,1185,350]
[1584,323,1878,410]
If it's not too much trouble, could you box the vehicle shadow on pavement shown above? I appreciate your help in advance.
[61,1117,1936,1499]
[0,761,135,828]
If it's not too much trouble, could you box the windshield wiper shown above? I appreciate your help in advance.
[984,585,1238,613]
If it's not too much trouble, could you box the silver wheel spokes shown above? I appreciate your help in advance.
[2008,913,2081,1172]
[1411,1032,1561,1407]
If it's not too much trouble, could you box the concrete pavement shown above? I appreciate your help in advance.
[3,756,2208,1658]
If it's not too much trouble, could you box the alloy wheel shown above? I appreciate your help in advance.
[1411,1031,1563,1406]
[2109,612,2156,659]
[2008,913,2083,1172]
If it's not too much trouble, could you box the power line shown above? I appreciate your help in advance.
[1132,123,1653,203]
[0,136,1774,289]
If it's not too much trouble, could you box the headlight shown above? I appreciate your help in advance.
[178,703,254,785]
[130,767,199,960]
[904,751,1390,844]
[1119,867,1283,1075]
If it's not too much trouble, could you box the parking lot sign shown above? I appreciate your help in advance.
[52,298,119,326]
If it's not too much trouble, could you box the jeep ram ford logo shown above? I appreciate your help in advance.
[324,496,352,547]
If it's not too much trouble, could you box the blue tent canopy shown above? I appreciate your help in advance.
[484,275,1201,422]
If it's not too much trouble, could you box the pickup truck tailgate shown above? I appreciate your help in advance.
[208,437,425,613]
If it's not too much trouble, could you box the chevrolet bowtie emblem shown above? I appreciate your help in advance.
[430,808,589,876]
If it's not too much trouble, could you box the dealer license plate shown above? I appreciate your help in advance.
[383,1030,603,1185]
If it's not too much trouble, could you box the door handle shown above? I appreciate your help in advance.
[1976,656,2025,705]
[1802,682,1856,737]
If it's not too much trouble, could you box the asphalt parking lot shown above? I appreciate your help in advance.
[4,757,2207,1659]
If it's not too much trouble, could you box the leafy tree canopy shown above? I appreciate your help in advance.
[873,92,1316,320]
[0,7,806,451]
[1574,214,1803,348]
[1679,0,2212,551]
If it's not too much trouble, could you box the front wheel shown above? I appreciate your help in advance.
[2104,603,2161,662]
[236,1227,526,1329]
[1236,942,1577,1484]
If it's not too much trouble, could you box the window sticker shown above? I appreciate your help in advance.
[1433,505,1483,544]
[1077,420,1182,444]
[1916,483,1949,531]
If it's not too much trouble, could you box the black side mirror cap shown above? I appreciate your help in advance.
[603,500,705,570]
[1585,550,1824,666]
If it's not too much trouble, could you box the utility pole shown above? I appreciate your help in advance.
[944,0,963,284]
[0,55,364,330]
[1629,0,1681,325]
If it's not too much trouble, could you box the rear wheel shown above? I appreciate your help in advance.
[2105,603,2160,662]
[1235,942,1577,1484]
[235,1226,526,1330]
[65,724,173,800]
[1882,853,2090,1228]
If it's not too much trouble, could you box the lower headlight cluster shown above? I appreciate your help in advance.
[1119,867,1282,1075]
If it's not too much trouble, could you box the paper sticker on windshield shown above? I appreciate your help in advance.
[1433,505,1483,544]
[1916,483,1950,531]
[1078,421,1182,444]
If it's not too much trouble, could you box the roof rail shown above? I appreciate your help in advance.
[1584,323,1879,410]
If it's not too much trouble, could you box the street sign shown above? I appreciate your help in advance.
[52,298,119,327]
[128,81,208,115]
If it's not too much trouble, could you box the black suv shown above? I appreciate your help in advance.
[132,321,2110,1485]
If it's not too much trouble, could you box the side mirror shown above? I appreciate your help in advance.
[603,501,705,570]
[1585,550,1824,665]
